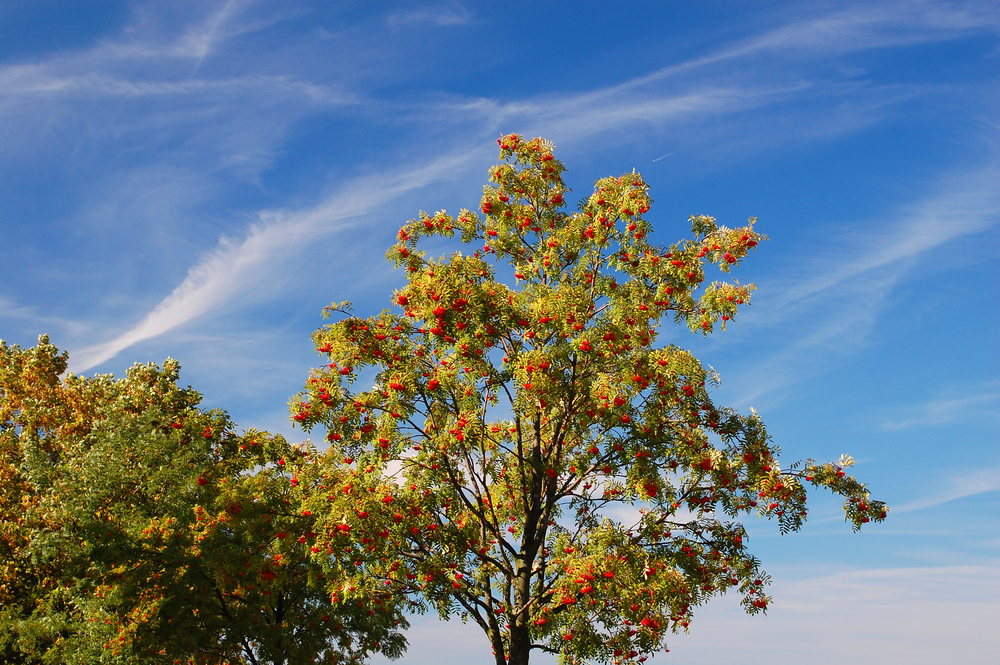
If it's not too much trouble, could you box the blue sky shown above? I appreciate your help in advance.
[1,1,998,662]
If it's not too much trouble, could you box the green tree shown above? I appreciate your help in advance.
[1,335,109,664]
[1,337,407,665]
[291,135,887,665]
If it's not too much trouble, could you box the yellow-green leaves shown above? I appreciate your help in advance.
[290,134,885,665]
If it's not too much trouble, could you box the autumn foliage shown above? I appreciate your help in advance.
[0,338,405,665]
[1,136,886,665]
[289,135,887,665]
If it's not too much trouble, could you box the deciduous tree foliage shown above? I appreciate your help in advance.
[0,337,407,665]
[291,135,887,665]
[1,336,109,664]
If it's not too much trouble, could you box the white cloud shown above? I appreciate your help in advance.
[386,3,473,29]
[0,295,90,338]
[881,380,1000,430]
[100,0,293,63]
[176,0,241,65]
[0,14,356,186]
[67,97,999,384]
[429,76,885,159]
[772,166,1000,311]
[721,163,1000,406]
[49,0,998,383]
[892,464,1000,513]
[0,0,353,150]
[622,0,1000,87]
[0,67,353,104]
[414,0,998,150]
[69,145,485,372]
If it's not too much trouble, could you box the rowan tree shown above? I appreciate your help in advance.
[291,135,887,665]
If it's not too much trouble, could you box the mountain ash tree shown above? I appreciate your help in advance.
[290,135,887,665]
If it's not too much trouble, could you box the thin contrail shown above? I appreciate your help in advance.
[652,150,678,162]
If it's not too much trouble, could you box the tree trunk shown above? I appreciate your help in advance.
[507,624,531,665]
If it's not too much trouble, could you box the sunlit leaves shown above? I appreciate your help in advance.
[292,134,885,665]
[0,340,406,664]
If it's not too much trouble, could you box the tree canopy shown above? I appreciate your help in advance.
[290,135,887,665]
[2,135,886,665]
[0,337,406,665]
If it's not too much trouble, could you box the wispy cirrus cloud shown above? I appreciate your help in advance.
[892,463,1000,513]
[881,379,1000,430]
[614,0,1000,89]
[69,145,485,372]
[715,0,1000,56]
[771,165,1000,312]
[62,78,829,371]
[386,3,473,29]
[722,162,1000,406]
[0,67,354,104]
[0,295,89,338]
[422,0,997,146]
[97,0,293,63]
[0,4,355,185]
[57,0,999,374]
[176,0,241,67]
